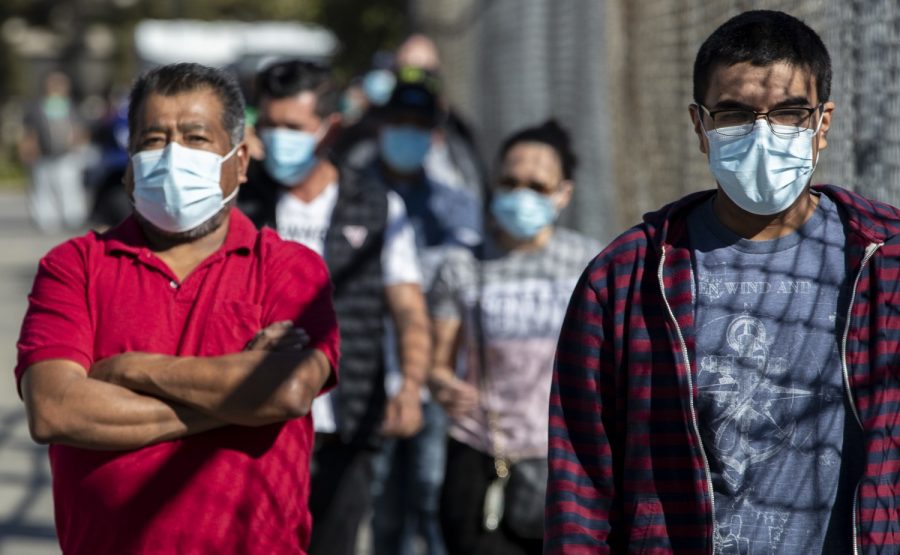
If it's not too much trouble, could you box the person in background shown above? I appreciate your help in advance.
[334,33,486,204]
[237,59,431,555]
[368,68,481,555]
[429,120,600,555]
[393,34,485,198]
[86,88,131,228]
[18,71,89,233]
[15,62,339,555]
[547,10,899,554]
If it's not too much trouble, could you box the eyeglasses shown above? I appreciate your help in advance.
[496,176,559,196]
[697,103,824,138]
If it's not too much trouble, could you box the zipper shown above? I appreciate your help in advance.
[658,244,717,554]
[841,240,881,555]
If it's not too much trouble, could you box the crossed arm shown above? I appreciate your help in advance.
[21,323,331,451]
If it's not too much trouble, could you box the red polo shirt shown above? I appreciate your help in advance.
[15,209,339,555]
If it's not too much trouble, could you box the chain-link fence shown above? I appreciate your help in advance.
[414,0,900,243]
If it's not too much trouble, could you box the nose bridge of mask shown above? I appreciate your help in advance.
[172,141,235,176]
[137,141,234,181]
[263,127,317,160]
[391,124,430,140]
[510,187,556,216]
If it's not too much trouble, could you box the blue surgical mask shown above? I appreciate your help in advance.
[363,69,396,106]
[705,118,821,215]
[379,125,432,174]
[490,188,557,240]
[260,128,318,186]
[132,142,239,233]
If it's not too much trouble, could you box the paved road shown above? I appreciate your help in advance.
[0,190,72,555]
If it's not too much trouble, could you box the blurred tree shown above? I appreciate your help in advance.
[320,0,410,80]
[1,0,412,91]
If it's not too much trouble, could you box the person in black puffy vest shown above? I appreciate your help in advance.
[239,59,431,555]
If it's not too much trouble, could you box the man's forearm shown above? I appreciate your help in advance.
[92,349,332,426]
[397,310,430,388]
[386,283,431,388]
[22,361,225,451]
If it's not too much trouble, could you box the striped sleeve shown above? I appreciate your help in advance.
[545,257,618,554]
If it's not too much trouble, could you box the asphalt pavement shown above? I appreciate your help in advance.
[0,189,72,555]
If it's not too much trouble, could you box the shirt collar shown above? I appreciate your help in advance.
[104,207,256,257]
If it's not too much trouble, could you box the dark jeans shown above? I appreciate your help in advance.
[308,434,375,555]
[372,400,448,555]
[439,438,543,555]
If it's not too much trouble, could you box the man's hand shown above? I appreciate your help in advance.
[429,367,479,419]
[381,380,423,438]
[244,320,309,352]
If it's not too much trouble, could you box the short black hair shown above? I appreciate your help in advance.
[255,59,340,118]
[128,63,246,151]
[693,10,831,105]
[498,120,577,180]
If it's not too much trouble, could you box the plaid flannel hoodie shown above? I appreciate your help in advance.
[547,185,900,554]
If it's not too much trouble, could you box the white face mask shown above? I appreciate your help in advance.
[705,117,822,216]
[131,142,239,233]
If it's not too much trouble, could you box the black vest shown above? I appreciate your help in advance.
[239,161,389,447]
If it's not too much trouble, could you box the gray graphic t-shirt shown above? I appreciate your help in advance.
[428,228,600,459]
[688,194,849,554]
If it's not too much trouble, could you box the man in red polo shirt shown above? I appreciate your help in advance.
[14,63,339,554]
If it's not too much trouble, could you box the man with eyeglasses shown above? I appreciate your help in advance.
[548,10,900,554]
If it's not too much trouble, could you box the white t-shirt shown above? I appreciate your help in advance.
[275,182,422,432]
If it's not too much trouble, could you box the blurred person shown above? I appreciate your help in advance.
[87,89,131,228]
[546,10,897,554]
[394,34,441,72]
[429,121,600,555]
[15,63,339,554]
[394,33,485,198]
[18,71,89,233]
[368,69,481,555]
[331,54,396,167]
[335,33,486,201]
[237,59,431,555]
[340,79,370,126]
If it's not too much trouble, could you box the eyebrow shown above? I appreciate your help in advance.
[139,122,212,133]
[178,122,212,133]
[711,96,813,110]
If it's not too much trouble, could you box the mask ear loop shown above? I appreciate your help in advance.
[812,104,827,134]
[220,142,241,164]
[809,105,828,172]
[219,142,245,204]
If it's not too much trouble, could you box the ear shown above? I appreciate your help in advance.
[555,180,574,212]
[234,142,250,185]
[317,113,344,153]
[815,101,835,153]
[689,104,709,155]
[123,162,135,199]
